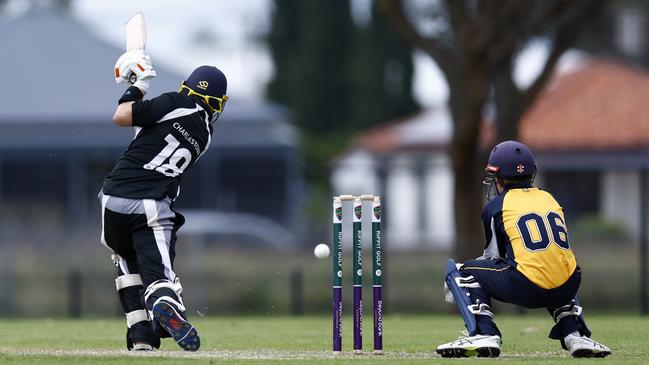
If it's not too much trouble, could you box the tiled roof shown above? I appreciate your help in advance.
[355,107,452,153]
[344,58,649,159]
[520,59,649,151]
[355,115,407,153]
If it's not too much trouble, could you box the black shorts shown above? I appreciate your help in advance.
[99,191,185,286]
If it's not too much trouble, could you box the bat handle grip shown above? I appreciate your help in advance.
[128,72,138,85]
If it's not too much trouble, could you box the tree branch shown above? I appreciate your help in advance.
[472,0,527,55]
[444,0,470,37]
[486,0,574,71]
[520,0,605,108]
[519,33,569,109]
[378,0,451,73]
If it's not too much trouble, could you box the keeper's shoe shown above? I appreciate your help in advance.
[436,334,501,358]
[152,300,200,351]
[564,333,611,358]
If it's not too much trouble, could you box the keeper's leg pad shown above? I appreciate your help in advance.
[445,259,480,335]
[549,298,592,343]
[552,299,583,323]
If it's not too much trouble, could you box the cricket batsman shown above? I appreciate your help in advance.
[98,51,228,351]
[437,140,611,358]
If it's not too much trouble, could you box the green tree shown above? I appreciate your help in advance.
[348,3,419,130]
[265,0,300,107]
[267,0,419,183]
[267,0,354,183]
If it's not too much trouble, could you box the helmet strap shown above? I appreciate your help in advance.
[483,172,498,201]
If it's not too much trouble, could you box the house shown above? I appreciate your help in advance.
[332,58,649,249]
[0,8,302,242]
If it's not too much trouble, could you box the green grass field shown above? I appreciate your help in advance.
[0,314,645,364]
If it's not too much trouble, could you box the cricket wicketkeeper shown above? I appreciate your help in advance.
[437,140,611,358]
[98,50,228,351]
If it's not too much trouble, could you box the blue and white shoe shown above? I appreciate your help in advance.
[152,300,200,351]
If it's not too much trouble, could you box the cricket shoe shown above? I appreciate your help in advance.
[564,333,611,358]
[436,334,501,357]
[152,300,200,351]
[131,343,154,351]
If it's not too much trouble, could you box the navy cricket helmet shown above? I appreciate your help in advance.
[486,140,536,178]
[180,65,228,123]
[483,140,537,200]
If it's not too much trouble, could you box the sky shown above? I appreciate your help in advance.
[5,0,576,108]
[69,0,450,106]
[69,0,274,101]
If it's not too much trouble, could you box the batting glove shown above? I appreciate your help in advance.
[114,51,157,86]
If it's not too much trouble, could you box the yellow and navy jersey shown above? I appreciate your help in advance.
[481,185,577,289]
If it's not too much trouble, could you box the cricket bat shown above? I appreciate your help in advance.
[124,12,147,84]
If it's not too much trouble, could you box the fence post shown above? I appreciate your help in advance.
[640,168,648,315]
[290,268,303,315]
[68,268,82,318]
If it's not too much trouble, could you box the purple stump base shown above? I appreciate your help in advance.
[332,287,342,353]
[353,285,363,353]
[373,285,383,352]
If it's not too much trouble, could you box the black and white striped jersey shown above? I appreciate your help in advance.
[102,92,213,200]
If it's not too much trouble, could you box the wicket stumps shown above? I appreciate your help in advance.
[332,194,383,354]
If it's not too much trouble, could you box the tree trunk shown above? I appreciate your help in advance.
[493,63,525,143]
[448,66,490,261]
[451,149,486,261]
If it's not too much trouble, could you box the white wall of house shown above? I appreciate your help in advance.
[330,149,379,196]
[384,155,422,248]
[600,170,641,238]
[332,151,455,250]
[424,153,454,249]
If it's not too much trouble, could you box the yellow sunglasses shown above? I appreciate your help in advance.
[179,83,228,113]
